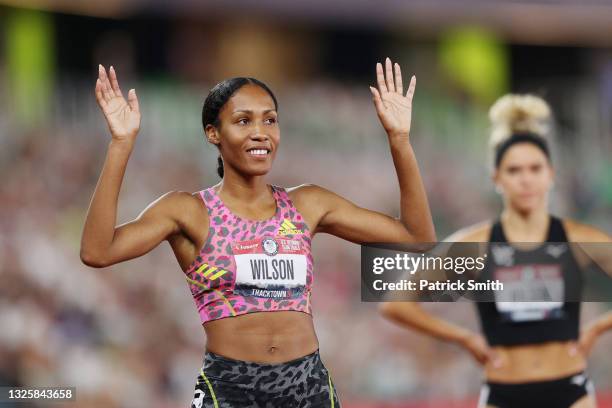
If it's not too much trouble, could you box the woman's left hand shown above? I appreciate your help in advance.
[370,57,416,142]
[572,325,600,358]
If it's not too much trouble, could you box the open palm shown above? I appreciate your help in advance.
[370,58,415,141]
[95,65,140,143]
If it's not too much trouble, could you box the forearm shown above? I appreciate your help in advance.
[80,140,133,263]
[388,137,436,242]
[381,302,470,344]
[585,311,612,336]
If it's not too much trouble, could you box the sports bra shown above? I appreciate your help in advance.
[475,216,582,346]
[184,185,314,324]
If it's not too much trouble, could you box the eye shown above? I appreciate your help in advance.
[507,167,519,175]
[264,117,277,125]
[237,118,249,125]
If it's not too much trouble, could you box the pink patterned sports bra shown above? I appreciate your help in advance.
[184,185,314,324]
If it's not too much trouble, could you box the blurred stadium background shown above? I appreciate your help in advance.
[0,1,611,407]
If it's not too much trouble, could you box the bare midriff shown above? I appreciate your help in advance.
[203,311,319,364]
[485,341,586,383]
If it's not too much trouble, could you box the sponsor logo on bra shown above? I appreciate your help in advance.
[546,244,567,258]
[262,238,279,256]
[236,242,258,251]
[492,244,515,266]
[278,219,303,235]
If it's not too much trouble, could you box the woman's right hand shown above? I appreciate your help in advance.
[460,332,500,367]
[95,64,141,145]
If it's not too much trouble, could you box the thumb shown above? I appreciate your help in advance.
[128,89,140,113]
[569,340,581,357]
[488,349,502,368]
[369,86,385,113]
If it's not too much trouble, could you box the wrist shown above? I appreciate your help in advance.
[109,139,134,154]
[389,137,415,155]
[591,320,608,337]
[452,329,473,346]
[387,130,411,143]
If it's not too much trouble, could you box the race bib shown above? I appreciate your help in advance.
[493,264,565,322]
[232,237,307,299]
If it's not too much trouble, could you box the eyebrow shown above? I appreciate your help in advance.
[232,109,277,114]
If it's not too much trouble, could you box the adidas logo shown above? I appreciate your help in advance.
[194,263,227,280]
[278,219,303,235]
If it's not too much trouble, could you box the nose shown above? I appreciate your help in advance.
[249,130,269,142]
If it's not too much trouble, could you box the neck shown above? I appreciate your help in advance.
[500,205,550,241]
[216,167,270,201]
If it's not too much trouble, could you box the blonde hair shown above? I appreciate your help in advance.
[489,94,552,149]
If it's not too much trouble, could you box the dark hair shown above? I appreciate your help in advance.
[494,133,551,168]
[202,77,278,178]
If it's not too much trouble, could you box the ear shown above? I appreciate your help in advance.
[491,168,499,187]
[491,169,503,194]
[205,124,220,145]
[549,164,556,188]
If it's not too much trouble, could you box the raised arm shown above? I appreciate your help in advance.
[289,58,435,244]
[80,65,194,268]
[369,58,435,242]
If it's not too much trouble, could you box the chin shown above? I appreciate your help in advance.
[245,166,272,177]
[513,200,544,214]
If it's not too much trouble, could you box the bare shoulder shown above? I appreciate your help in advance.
[443,220,492,243]
[140,190,205,221]
[152,190,202,210]
[285,184,337,231]
[286,183,336,209]
[286,183,330,200]
[563,219,612,242]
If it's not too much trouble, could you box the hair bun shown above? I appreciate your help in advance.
[489,94,551,148]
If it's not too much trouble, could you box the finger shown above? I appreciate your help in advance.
[369,86,385,113]
[569,342,580,357]
[489,351,502,368]
[127,89,139,113]
[385,57,395,94]
[99,65,113,101]
[405,75,416,102]
[102,65,115,98]
[109,66,124,97]
[394,63,403,94]
[473,349,488,365]
[376,62,388,94]
[95,79,108,109]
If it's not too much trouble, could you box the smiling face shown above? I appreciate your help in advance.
[206,84,279,177]
[493,142,554,214]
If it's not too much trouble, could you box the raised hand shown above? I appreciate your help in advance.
[369,57,416,141]
[95,64,141,144]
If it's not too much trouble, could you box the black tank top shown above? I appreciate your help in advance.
[475,216,582,346]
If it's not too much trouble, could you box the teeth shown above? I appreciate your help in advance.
[248,149,268,156]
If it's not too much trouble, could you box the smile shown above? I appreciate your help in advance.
[247,149,270,157]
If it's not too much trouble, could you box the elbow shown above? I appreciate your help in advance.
[378,302,400,320]
[79,248,109,268]
[400,222,437,244]
[415,228,437,243]
[378,301,420,323]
